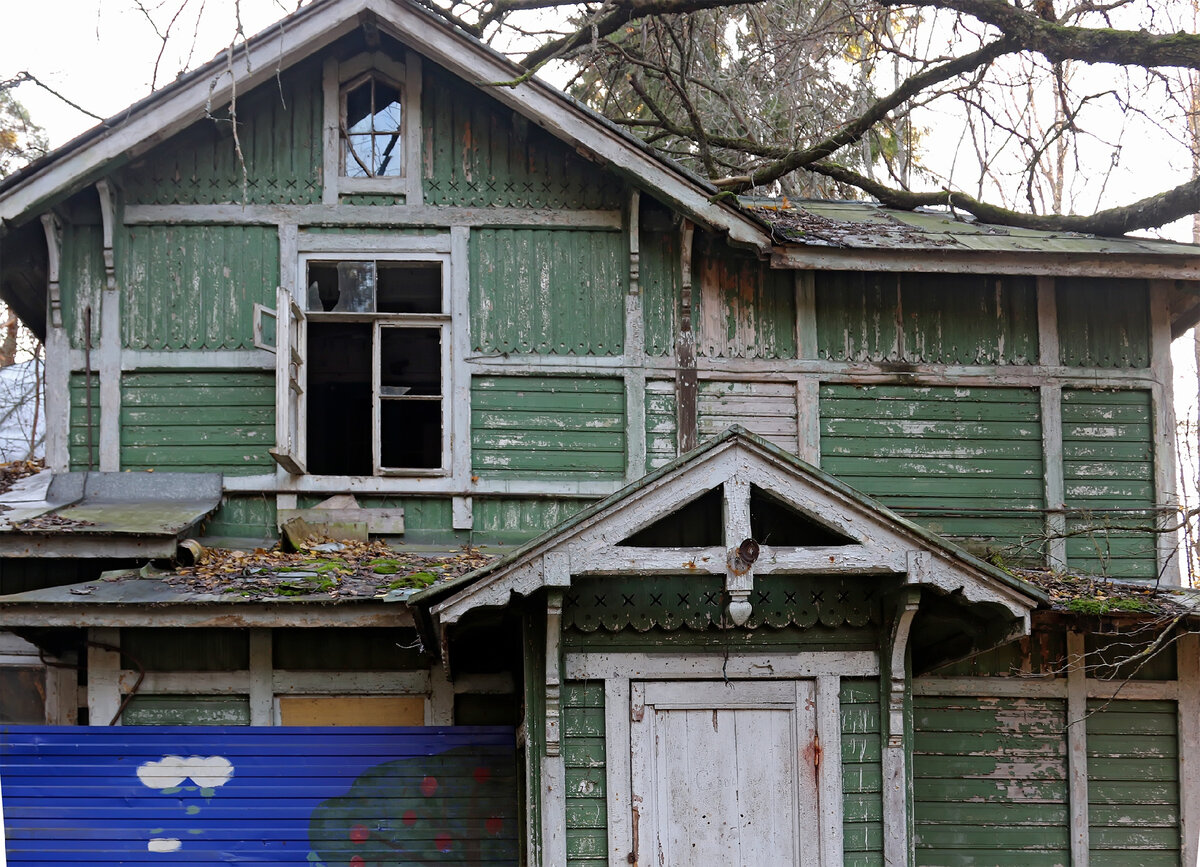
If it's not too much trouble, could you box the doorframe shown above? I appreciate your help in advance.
[566,651,878,867]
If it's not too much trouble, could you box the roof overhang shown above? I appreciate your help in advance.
[419,428,1044,658]
[0,578,414,628]
[0,471,222,558]
[0,0,768,251]
[771,247,1200,281]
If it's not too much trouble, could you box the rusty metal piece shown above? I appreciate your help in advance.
[176,538,205,566]
[727,538,760,575]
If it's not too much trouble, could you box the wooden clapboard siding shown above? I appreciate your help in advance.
[1057,278,1150,368]
[422,63,625,210]
[59,222,104,351]
[119,225,280,351]
[1062,389,1157,580]
[469,228,626,357]
[0,727,518,863]
[201,495,278,541]
[645,381,678,472]
[120,371,275,474]
[698,380,798,453]
[694,241,796,359]
[814,271,1037,364]
[471,376,625,481]
[564,682,607,864]
[1087,700,1181,865]
[913,696,1070,866]
[117,58,323,206]
[841,679,884,866]
[820,385,1045,562]
[68,372,100,471]
[472,498,586,546]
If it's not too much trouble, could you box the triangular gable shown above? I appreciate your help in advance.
[0,0,767,251]
[426,428,1045,635]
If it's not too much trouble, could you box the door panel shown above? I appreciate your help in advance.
[631,680,818,867]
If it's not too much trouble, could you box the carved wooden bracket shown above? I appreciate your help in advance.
[39,213,63,328]
[545,589,563,757]
[887,580,922,748]
[95,180,117,292]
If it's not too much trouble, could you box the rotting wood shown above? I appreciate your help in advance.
[1179,633,1200,867]
[676,221,698,453]
[1066,630,1089,866]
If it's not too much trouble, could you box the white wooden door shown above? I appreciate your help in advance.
[630,680,819,867]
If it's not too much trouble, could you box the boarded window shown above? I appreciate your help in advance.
[278,695,424,726]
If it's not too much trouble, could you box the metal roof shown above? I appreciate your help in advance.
[748,198,1200,257]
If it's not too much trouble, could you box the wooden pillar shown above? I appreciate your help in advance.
[1066,630,1090,865]
[1178,632,1200,867]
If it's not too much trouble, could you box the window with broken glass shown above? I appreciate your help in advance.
[302,256,449,476]
[341,74,404,179]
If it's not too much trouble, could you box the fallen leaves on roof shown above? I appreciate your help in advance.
[0,458,43,496]
[163,539,496,600]
[1015,568,1192,617]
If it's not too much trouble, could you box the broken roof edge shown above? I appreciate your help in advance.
[413,427,1048,623]
[0,0,769,252]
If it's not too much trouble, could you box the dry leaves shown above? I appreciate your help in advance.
[164,539,495,600]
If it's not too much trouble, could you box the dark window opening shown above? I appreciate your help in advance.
[378,262,441,313]
[622,487,724,547]
[749,485,856,546]
[307,321,373,475]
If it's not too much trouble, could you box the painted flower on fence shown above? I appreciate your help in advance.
[307,745,516,865]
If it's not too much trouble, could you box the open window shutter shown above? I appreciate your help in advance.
[268,286,307,474]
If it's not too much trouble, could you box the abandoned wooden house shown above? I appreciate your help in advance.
[1,0,1199,863]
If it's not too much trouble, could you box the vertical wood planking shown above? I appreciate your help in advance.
[1042,384,1066,568]
[1067,630,1089,866]
[675,222,697,453]
[248,628,272,726]
[604,678,632,867]
[816,675,845,866]
[1179,633,1200,867]
[1148,279,1179,583]
[87,626,122,727]
[321,56,339,205]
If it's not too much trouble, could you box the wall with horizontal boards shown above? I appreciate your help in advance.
[119,371,275,475]
[471,376,626,482]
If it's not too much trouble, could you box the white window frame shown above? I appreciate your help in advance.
[297,249,454,478]
[322,50,423,204]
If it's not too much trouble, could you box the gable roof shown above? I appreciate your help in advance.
[415,427,1046,647]
[0,0,768,250]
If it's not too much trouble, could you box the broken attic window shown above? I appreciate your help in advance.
[749,485,856,546]
[342,75,403,178]
[621,487,724,547]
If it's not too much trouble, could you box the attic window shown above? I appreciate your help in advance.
[341,74,404,178]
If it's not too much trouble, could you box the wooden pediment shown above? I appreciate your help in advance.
[428,428,1044,631]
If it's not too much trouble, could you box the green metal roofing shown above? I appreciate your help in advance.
[745,198,1200,256]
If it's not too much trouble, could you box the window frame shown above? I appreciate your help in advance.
[322,50,423,203]
[298,250,454,478]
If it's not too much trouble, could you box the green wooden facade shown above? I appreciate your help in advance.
[0,1,1197,865]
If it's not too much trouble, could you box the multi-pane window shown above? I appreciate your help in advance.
[341,75,404,179]
[303,257,449,475]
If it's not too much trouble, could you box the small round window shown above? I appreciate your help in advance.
[342,75,403,178]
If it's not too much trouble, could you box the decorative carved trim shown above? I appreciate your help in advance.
[545,589,563,757]
[40,212,63,328]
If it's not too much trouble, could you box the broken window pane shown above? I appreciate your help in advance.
[377,262,441,313]
[342,77,403,178]
[381,327,440,395]
[381,399,441,469]
[333,261,376,313]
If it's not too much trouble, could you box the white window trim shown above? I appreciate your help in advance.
[294,247,456,479]
[322,49,423,204]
